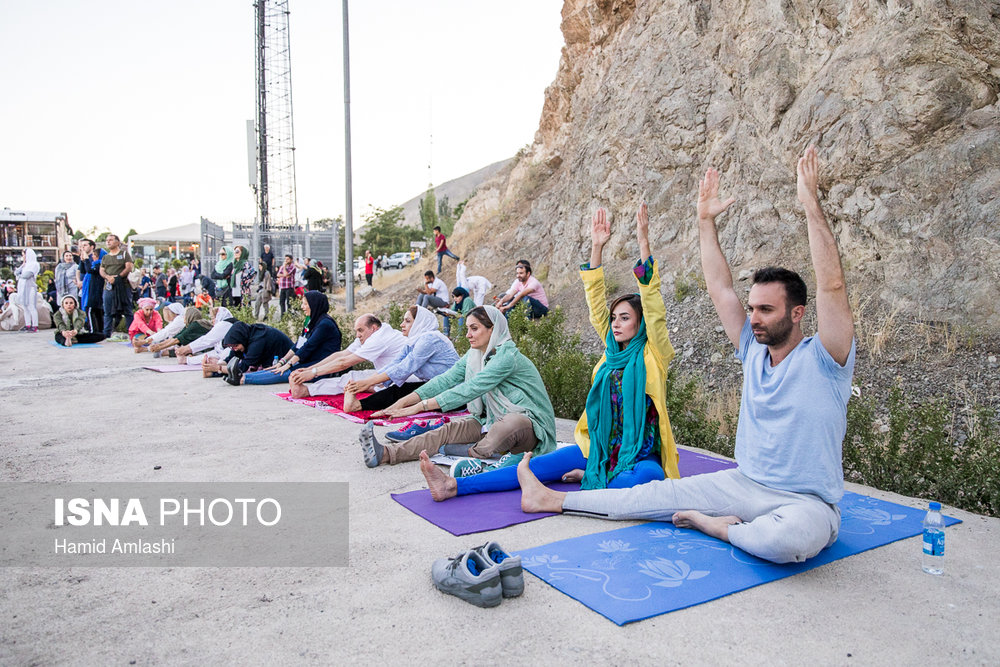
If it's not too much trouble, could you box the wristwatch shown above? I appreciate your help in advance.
[421,399,428,410]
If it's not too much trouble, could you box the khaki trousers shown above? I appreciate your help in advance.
[385,414,537,465]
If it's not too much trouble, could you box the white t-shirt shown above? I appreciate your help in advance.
[346,325,408,370]
[426,278,448,302]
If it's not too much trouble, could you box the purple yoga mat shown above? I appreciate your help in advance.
[142,364,202,372]
[391,447,738,536]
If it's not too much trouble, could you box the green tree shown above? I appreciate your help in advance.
[437,195,454,235]
[419,186,438,238]
[123,228,139,243]
[361,205,422,257]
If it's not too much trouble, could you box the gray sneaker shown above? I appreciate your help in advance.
[359,421,384,468]
[431,550,502,608]
[475,541,524,598]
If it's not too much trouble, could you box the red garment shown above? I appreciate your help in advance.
[365,256,374,275]
[434,231,447,252]
[128,309,163,341]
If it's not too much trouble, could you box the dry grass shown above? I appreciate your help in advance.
[702,383,741,437]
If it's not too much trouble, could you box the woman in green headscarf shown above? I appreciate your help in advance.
[416,203,680,503]
[228,245,253,307]
[211,246,234,305]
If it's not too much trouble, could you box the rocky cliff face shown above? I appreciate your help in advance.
[457,0,1000,326]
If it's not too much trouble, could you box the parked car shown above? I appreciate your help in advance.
[385,252,411,270]
[336,259,364,284]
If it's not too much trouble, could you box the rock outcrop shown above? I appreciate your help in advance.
[457,0,1000,326]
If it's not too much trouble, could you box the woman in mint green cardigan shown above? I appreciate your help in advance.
[360,305,556,467]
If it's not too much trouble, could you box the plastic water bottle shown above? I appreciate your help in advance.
[272,356,280,368]
[921,501,945,575]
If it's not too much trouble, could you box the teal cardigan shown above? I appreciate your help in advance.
[416,340,556,455]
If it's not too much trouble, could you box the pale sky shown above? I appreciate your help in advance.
[0,1,564,237]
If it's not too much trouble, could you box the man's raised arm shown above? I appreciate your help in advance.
[797,145,854,365]
[697,168,745,347]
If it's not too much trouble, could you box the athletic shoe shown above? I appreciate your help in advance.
[224,357,243,386]
[474,541,524,598]
[450,458,486,478]
[385,417,448,442]
[359,421,384,468]
[430,550,502,608]
[489,453,522,470]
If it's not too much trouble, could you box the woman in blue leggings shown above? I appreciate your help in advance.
[420,204,680,500]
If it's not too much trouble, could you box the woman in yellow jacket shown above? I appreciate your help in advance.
[418,203,678,502]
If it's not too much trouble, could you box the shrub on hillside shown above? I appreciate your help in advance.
[844,386,999,517]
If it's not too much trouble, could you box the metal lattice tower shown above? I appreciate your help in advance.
[255,0,298,231]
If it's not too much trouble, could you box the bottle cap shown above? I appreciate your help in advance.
[929,501,941,511]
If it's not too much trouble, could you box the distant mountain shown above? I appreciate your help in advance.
[398,159,512,229]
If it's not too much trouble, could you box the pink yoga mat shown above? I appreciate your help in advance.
[271,391,469,425]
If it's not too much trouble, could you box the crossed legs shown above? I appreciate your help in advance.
[516,461,840,564]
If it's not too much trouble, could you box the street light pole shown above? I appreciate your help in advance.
[342,0,355,312]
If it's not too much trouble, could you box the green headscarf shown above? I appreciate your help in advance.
[231,245,249,281]
[215,246,234,291]
[581,311,648,490]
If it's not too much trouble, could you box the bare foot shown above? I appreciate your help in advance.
[672,511,742,542]
[561,468,584,483]
[517,453,566,514]
[342,393,361,413]
[419,451,457,501]
[289,383,310,399]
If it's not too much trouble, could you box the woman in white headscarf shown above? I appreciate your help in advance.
[359,305,556,468]
[174,306,237,368]
[14,249,40,331]
[143,302,186,349]
[342,305,459,412]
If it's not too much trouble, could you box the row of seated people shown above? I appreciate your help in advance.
[137,149,854,565]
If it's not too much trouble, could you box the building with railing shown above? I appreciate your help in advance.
[0,208,72,273]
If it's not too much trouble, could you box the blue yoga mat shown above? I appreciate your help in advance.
[49,340,102,349]
[517,491,961,625]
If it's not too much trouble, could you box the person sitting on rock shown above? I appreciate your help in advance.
[495,259,549,319]
[513,146,857,565]
[358,305,556,469]
[456,260,493,306]
[287,314,407,398]
[419,203,678,497]
[341,305,459,413]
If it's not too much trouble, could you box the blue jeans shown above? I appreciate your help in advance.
[436,249,459,273]
[502,297,549,321]
[455,444,664,496]
[243,360,319,385]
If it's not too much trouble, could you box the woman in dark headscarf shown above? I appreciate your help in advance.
[243,290,342,385]
[221,320,294,386]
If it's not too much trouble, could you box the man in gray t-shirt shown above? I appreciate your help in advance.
[512,146,856,564]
